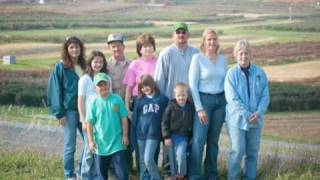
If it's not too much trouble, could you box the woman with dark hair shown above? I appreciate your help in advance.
[78,50,111,180]
[47,36,86,180]
[123,33,157,117]
[123,33,157,172]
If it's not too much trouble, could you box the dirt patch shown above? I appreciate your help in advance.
[264,114,320,144]
[148,20,198,26]
[0,43,60,58]
[217,13,272,19]
[271,0,317,3]
[222,41,320,65]
[263,61,320,82]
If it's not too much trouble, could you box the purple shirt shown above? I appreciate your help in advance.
[123,57,157,96]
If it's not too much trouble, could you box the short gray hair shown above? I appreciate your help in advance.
[233,39,251,58]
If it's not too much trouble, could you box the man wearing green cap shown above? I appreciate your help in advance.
[86,72,129,180]
[154,22,199,178]
[155,22,198,99]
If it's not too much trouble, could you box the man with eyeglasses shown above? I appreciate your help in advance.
[155,22,198,100]
[154,22,199,179]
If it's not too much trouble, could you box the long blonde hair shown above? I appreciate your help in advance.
[200,28,220,53]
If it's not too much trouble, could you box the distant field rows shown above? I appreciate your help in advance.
[0,36,276,59]
[264,114,320,144]
[263,61,320,82]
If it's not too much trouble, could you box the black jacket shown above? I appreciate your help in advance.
[161,99,195,139]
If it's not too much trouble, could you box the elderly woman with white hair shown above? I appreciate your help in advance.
[224,39,270,180]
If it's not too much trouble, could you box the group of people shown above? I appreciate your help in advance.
[47,22,270,180]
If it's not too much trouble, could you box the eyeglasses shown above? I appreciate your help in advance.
[176,30,187,35]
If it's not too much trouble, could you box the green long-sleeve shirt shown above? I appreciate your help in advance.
[47,62,79,119]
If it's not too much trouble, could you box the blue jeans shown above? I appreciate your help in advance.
[168,135,188,177]
[63,110,84,179]
[96,150,128,180]
[81,131,99,180]
[227,124,262,180]
[189,93,226,180]
[138,139,161,180]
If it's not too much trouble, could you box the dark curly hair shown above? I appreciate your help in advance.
[61,36,86,70]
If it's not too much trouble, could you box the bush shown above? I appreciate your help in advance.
[268,82,320,112]
[0,81,320,111]
[0,82,46,107]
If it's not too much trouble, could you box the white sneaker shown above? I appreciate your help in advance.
[67,177,76,180]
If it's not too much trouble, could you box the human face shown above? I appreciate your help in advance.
[96,81,110,97]
[174,88,188,106]
[108,41,125,60]
[204,32,218,53]
[236,48,251,68]
[141,86,153,96]
[173,29,189,46]
[140,44,154,59]
[91,56,104,74]
[67,43,81,61]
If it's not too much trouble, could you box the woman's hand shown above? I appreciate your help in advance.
[59,116,66,126]
[127,110,133,120]
[248,113,259,124]
[82,122,87,132]
[198,110,208,125]
[164,138,172,147]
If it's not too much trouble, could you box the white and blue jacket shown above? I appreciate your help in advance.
[224,64,270,130]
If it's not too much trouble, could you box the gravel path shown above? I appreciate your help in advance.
[0,120,83,157]
[1,120,320,164]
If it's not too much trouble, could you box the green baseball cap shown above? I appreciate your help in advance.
[173,22,188,32]
[94,73,110,85]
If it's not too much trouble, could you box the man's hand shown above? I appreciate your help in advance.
[122,136,129,146]
[88,141,96,153]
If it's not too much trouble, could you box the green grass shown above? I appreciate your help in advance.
[0,51,141,70]
[0,26,171,43]
[0,105,57,126]
[262,134,320,145]
[0,150,63,179]
[0,148,319,180]
[0,57,58,70]
[1,105,319,145]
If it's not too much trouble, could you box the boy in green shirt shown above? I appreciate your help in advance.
[86,72,129,180]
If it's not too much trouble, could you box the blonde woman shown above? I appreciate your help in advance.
[189,28,228,179]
